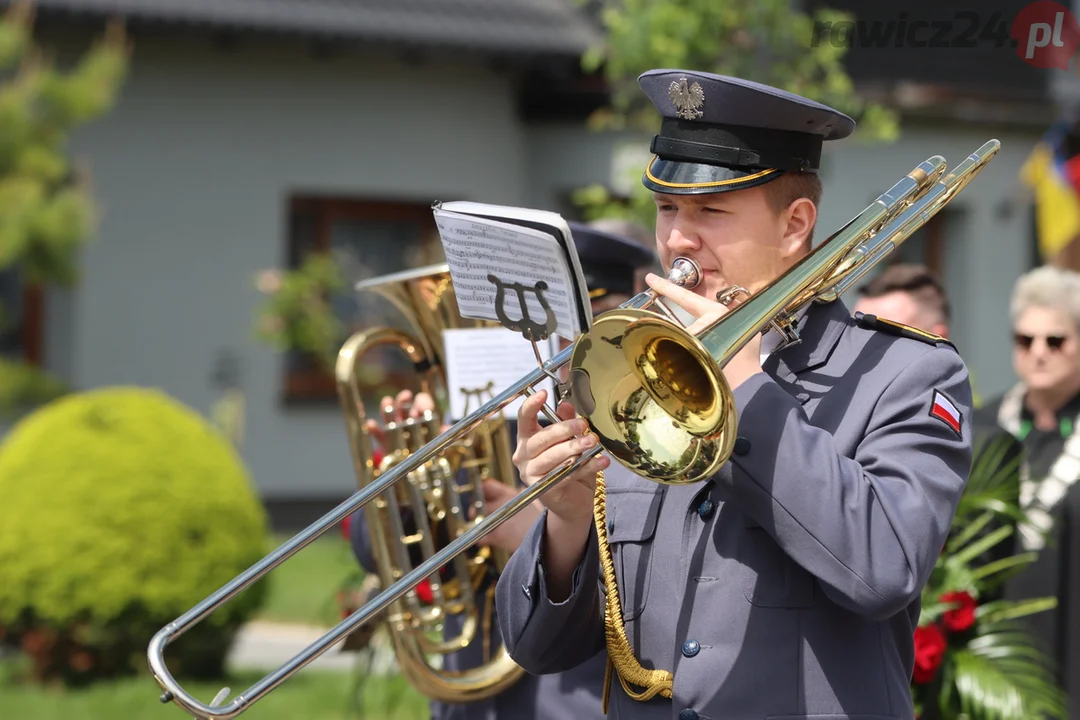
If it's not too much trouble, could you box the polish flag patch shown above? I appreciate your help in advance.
[929,390,962,435]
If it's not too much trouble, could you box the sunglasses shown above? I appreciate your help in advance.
[1014,333,1069,351]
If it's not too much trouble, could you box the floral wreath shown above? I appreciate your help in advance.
[911,434,1065,719]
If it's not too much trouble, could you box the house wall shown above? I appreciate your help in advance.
[50,32,532,501]
[30,25,1046,511]
[525,119,1042,405]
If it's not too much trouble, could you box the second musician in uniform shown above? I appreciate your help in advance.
[348,221,658,720]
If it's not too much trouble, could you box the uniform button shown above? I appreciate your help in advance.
[679,709,699,720]
[607,518,615,534]
[733,436,751,456]
[697,499,714,520]
[681,639,700,657]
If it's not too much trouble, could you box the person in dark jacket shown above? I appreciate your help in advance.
[975,265,1080,711]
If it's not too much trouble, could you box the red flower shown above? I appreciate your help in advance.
[913,624,947,684]
[939,590,977,632]
[1065,153,1080,195]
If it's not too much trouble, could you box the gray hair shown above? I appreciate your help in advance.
[1010,265,1080,331]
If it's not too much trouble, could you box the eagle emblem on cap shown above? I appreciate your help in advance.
[669,78,704,120]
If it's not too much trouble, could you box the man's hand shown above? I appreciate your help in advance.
[513,390,608,524]
[513,390,608,601]
[364,389,441,451]
[645,272,763,390]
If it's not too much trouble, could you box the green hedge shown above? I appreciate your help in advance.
[0,386,269,685]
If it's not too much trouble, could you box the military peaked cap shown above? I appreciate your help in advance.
[568,221,657,299]
[638,69,856,195]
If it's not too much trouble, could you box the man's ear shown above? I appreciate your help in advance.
[781,198,816,257]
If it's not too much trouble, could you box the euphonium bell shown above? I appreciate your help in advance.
[335,263,526,702]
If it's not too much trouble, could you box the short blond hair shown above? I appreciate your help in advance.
[1010,265,1080,331]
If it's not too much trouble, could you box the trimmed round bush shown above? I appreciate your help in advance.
[0,386,269,684]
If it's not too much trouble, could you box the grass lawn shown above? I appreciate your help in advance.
[252,532,363,627]
[1,669,430,719]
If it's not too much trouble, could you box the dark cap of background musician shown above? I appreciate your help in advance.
[568,221,657,299]
[638,69,856,196]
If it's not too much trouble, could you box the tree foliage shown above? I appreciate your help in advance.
[0,2,128,417]
[253,253,346,373]
[572,0,901,228]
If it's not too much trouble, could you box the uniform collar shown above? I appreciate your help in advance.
[1019,387,1080,439]
[763,298,852,382]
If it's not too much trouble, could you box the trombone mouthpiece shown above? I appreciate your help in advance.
[668,257,702,289]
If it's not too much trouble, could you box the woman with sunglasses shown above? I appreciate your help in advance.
[975,263,1080,709]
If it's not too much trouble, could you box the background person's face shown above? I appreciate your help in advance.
[852,291,949,338]
[1013,306,1080,394]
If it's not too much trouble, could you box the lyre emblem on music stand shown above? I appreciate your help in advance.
[487,272,566,406]
[488,274,557,343]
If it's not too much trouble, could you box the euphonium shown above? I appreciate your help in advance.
[335,263,527,702]
[148,139,999,719]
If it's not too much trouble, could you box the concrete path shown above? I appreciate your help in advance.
[227,621,399,675]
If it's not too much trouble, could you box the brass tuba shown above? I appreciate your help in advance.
[334,263,526,702]
[148,139,1000,719]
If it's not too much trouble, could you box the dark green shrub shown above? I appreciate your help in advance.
[0,386,269,685]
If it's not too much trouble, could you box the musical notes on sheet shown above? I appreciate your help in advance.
[442,327,557,420]
[433,208,582,340]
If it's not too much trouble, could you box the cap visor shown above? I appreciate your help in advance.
[642,156,781,195]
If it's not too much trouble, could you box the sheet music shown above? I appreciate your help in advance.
[442,327,557,420]
[433,208,581,339]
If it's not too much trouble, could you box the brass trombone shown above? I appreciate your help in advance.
[148,139,999,719]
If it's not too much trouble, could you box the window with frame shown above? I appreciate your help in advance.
[887,207,950,277]
[282,195,447,404]
[0,265,43,367]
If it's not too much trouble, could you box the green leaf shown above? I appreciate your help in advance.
[946,622,1067,720]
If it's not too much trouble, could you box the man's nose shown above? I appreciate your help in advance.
[665,223,700,253]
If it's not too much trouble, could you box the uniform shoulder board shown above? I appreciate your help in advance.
[854,312,956,351]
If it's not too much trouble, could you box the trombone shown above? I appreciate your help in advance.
[148,139,1000,719]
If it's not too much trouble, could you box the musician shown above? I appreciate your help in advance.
[347,220,658,720]
[495,69,974,719]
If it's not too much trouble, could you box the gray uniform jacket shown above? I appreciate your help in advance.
[495,298,974,720]
[348,420,609,720]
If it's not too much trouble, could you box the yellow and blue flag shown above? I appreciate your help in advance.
[1021,122,1080,262]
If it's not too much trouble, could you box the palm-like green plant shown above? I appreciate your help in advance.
[912,433,1066,719]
